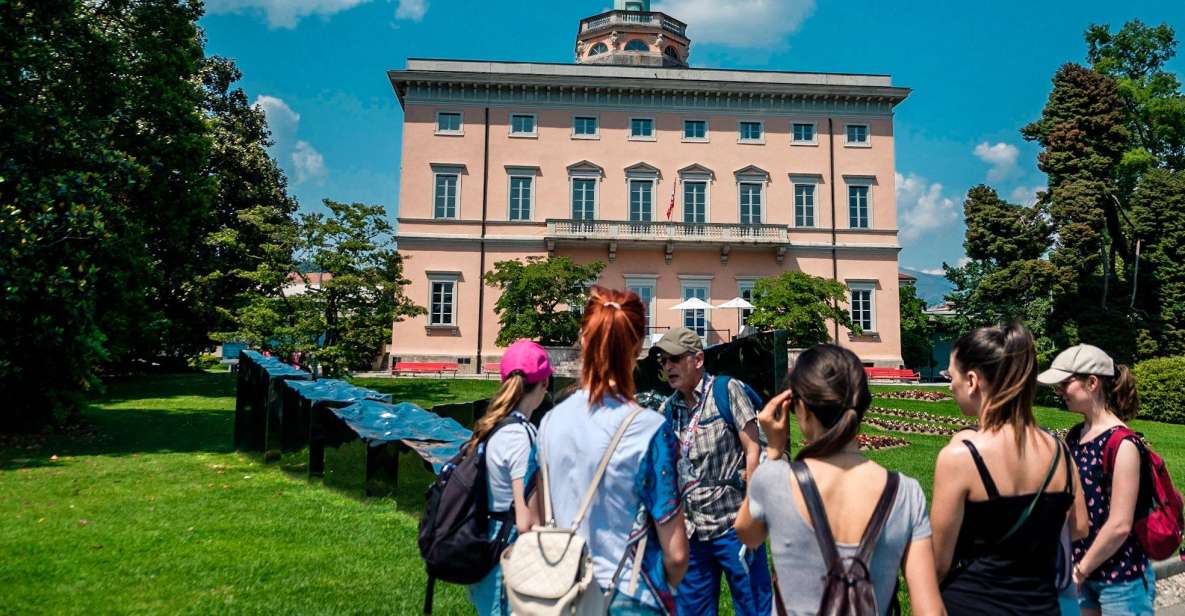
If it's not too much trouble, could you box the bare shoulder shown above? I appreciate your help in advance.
[936,432,975,469]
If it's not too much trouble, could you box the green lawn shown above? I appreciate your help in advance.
[2,374,1182,615]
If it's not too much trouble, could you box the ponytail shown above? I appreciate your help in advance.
[464,374,527,455]
[579,286,645,407]
[788,344,871,461]
[1104,364,1140,420]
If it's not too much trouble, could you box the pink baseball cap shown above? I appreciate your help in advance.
[500,340,553,384]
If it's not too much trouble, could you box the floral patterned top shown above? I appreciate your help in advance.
[1067,424,1149,583]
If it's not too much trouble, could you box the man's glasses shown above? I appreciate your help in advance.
[658,352,691,365]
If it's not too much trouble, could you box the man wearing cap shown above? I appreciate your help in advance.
[652,327,771,616]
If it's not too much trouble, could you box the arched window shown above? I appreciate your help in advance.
[624,39,650,52]
[664,46,679,60]
[587,42,608,56]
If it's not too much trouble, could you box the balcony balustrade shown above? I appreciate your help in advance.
[546,218,788,244]
[580,11,687,37]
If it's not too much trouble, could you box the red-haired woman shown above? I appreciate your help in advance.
[532,286,689,615]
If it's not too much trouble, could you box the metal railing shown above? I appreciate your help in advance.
[547,219,788,243]
[580,11,686,37]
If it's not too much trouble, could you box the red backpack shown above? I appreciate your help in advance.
[1102,427,1185,560]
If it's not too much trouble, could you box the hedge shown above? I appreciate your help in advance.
[1134,356,1185,425]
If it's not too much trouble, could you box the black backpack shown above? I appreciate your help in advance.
[418,417,527,607]
[774,462,901,616]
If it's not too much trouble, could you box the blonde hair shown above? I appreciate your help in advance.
[464,374,540,455]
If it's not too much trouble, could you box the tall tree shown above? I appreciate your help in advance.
[899,285,934,371]
[747,271,855,348]
[484,257,606,347]
[1130,169,1185,355]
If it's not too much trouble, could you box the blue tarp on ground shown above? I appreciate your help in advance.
[329,399,471,472]
[285,379,392,404]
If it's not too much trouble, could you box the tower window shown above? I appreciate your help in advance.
[588,42,608,56]
[625,1,644,10]
[664,46,679,61]
[624,39,650,52]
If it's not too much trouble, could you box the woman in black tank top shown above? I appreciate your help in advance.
[929,324,1089,615]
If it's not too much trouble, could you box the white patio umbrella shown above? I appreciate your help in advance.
[669,297,714,343]
[716,297,755,340]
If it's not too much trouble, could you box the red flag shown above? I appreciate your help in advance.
[665,181,677,220]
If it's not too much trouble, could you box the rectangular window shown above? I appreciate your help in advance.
[739,283,755,325]
[430,280,456,326]
[795,184,816,227]
[792,122,815,143]
[849,185,870,228]
[629,180,653,221]
[509,176,532,220]
[434,174,458,219]
[683,181,706,224]
[573,116,598,137]
[739,183,762,225]
[739,121,763,142]
[571,178,596,220]
[510,114,536,136]
[630,118,654,138]
[846,124,870,145]
[850,287,873,331]
[682,284,708,338]
[626,281,655,332]
[683,120,707,141]
[436,112,462,134]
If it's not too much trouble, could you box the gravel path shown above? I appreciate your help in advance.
[1158,573,1185,613]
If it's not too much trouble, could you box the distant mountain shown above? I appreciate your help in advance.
[901,268,955,307]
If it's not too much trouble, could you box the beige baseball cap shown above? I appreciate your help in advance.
[1037,344,1115,385]
[651,326,704,356]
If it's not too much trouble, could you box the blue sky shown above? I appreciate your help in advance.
[200,0,1185,273]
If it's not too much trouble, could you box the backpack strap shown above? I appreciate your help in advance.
[1102,426,1140,476]
[856,472,901,566]
[711,375,763,435]
[790,461,842,569]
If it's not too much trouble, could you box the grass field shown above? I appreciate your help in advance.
[1,372,1182,614]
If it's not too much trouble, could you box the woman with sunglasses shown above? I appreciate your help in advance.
[1039,344,1153,616]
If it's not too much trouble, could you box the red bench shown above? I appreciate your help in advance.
[865,367,920,382]
[391,362,459,377]
[482,362,501,377]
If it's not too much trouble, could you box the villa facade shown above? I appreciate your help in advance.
[386,1,911,371]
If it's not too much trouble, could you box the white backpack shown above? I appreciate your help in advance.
[501,405,649,616]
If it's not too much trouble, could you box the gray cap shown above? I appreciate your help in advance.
[651,326,704,356]
[1037,344,1115,385]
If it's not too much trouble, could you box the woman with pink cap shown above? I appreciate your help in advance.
[465,339,553,616]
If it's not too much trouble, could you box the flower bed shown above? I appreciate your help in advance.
[858,434,910,451]
[876,390,951,402]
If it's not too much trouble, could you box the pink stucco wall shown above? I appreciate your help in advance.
[392,100,904,368]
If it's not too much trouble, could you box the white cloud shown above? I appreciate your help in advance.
[205,0,370,29]
[395,0,428,21]
[652,0,815,48]
[896,172,959,243]
[920,268,945,276]
[973,141,1020,182]
[253,95,300,146]
[1008,185,1046,206]
[958,257,971,267]
[292,141,327,184]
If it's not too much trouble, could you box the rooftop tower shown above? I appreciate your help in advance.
[575,0,690,67]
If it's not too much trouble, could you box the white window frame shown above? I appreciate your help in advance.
[682,119,709,143]
[790,174,821,228]
[628,178,655,222]
[509,113,538,138]
[569,173,599,220]
[680,173,711,225]
[679,276,712,340]
[737,181,765,225]
[629,117,656,141]
[736,277,758,327]
[791,121,817,146]
[847,281,877,333]
[506,169,536,221]
[427,273,461,327]
[846,179,874,229]
[844,123,871,147]
[572,114,599,139]
[435,111,463,136]
[431,165,463,220]
[737,120,765,144]
[624,274,658,332]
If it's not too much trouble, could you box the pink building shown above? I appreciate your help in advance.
[386,0,911,371]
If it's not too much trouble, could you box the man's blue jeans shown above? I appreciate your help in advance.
[675,529,772,616]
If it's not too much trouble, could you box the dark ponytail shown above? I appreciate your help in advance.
[1103,364,1140,420]
[951,322,1038,450]
[789,345,870,461]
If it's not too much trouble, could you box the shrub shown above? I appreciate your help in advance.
[190,354,222,371]
[1134,356,1185,425]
